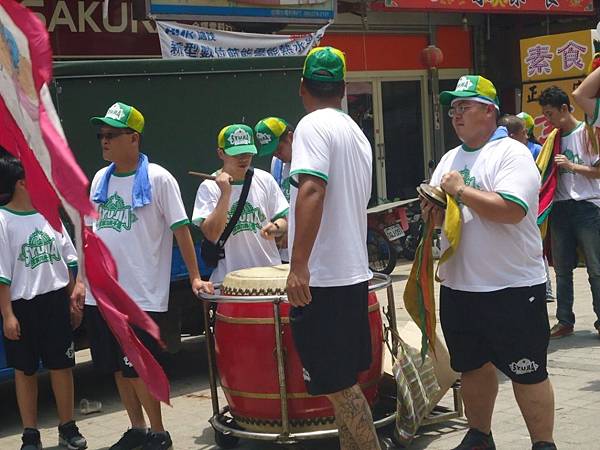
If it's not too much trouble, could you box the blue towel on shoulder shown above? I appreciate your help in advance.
[491,126,509,141]
[92,153,152,209]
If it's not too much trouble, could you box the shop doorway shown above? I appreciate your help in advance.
[346,77,428,204]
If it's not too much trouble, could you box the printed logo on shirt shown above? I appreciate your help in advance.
[228,201,267,236]
[459,166,481,190]
[281,177,291,202]
[123,356,134,368]
[560,149,584,173]
[97,193,138,232]
[18,228,62,269]
[509,358,539,375]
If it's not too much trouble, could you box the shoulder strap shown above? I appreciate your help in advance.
[217,167,254,247]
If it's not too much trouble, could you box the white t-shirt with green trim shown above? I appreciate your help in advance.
[288,107,372,287]
[0,208,77,301]
[271,158,291,262]
[431,137,546,292]
[556,121,600,207]
[192,168,289,283]
[85,163,190,312]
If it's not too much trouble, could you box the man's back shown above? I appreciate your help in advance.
[289,107,372,287]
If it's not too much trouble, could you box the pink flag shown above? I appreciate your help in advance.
[0,0,170,404]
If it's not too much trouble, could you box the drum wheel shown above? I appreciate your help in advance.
[214,429,240,449]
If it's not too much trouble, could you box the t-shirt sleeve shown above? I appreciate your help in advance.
[494,150,540,214]
[192,182,219,226]
[430,152,451,186]
[290,117,330,183]
[0,218,12,286]
[267,175,289,221]
[85,171,100,227]
[58,224,78,269]
[156,170,190,230]
[585,98,600,128]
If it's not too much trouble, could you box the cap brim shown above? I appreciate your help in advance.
[439,90,478,106]
[90,117,129,129]
[257,140,278,158]
[224,144,257,156]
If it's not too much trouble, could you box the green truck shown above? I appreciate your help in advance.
[53,56,306,351]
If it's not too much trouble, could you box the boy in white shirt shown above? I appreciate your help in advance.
[255,117,294,262]
[539,86,600,339]
[0,154,87,450]
[192,124,289,283]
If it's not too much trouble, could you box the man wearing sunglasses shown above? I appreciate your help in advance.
[421,76,556,450]
[85,102,212,450]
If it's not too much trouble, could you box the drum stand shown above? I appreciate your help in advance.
[199,273,462,449]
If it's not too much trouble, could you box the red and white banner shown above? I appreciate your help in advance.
[0,0,170,404]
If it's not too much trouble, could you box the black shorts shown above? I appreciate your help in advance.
[290,281,372,395]
[3,288,75,376]
[440,283,549,385]
[84,305,165,378]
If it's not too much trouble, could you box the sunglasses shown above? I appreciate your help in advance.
[96,131,135,141]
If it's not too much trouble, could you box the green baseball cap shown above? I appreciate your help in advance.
[255,117,290,157]
[90,102,145,133]
[303,46,346,82]
[517,112,535,133]
[439,75,500,107]
[218,124,257,156]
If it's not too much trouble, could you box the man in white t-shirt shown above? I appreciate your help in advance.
[254,117,294,262]
[285,47,379,450]
[86,102,211,450]
[422,76,555,450]
[192,124,289,284]
[539,79,600,339]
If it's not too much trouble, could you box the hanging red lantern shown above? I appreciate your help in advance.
[421,45,444,69]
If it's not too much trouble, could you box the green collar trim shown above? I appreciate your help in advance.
[562,121,583,138]
[0,206,37,216]
[113,170,137,177]
[461,143,483,152]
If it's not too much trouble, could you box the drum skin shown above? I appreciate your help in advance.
[214,292,383,432]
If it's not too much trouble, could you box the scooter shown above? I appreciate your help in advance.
[366,199,418,274]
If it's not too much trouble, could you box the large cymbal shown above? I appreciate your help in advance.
[417,183,447,209]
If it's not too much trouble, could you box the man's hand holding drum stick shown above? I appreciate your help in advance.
[188,171,218,181]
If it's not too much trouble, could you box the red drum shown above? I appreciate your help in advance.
[214,265,383,433]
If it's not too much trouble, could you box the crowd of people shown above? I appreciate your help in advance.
[2,43,600,450]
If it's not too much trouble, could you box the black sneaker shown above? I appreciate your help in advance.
[58,420,87,450]
[109,428,148,450]
[21,428,42,450]
[532,442,557,449]
[142,431,173,450]
[452,428,496,450]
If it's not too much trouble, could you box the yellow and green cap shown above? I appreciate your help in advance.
[254,117,289,157]
[517,112,535,133]
[218,124,257,156]
[439,75,499,107]
[90,102,145,133]
[303,46,346,82]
